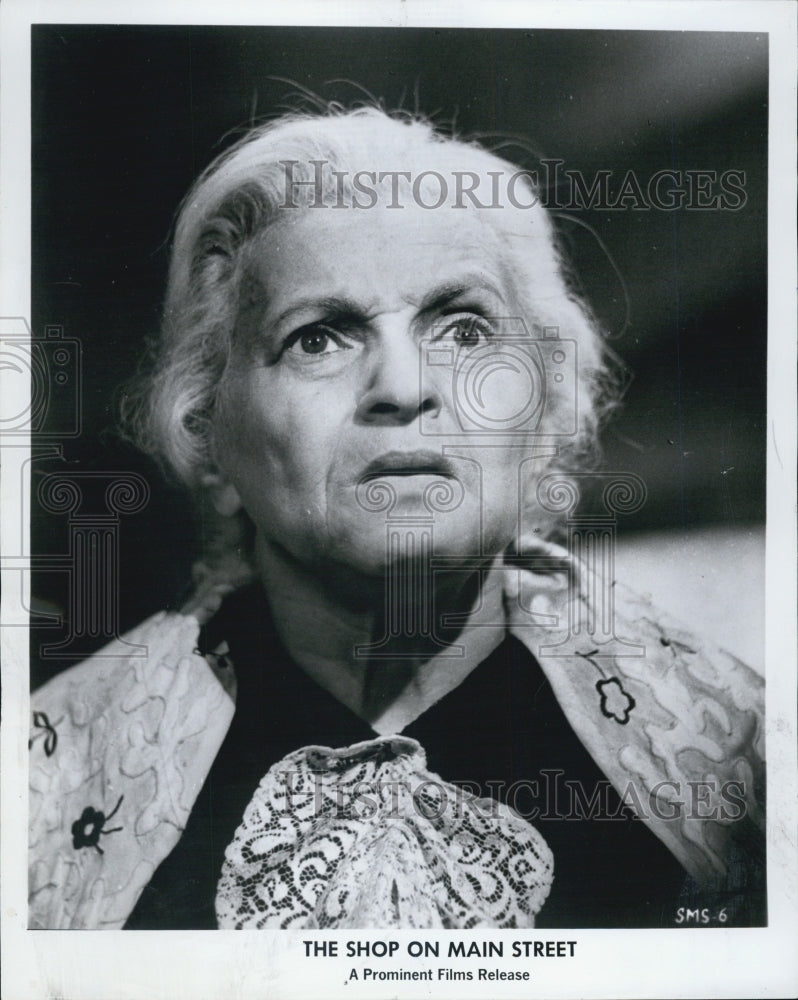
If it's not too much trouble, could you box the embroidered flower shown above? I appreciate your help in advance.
[29,711,60,756]
[596,677,635,724]
[71,795,124,855]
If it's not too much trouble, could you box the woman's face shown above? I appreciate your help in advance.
[213,199,555,577]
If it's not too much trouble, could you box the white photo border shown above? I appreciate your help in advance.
[1,2,795,998]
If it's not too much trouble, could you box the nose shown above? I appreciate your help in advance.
[356,323,442,426]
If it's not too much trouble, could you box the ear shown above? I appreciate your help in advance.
[201,471,243,518]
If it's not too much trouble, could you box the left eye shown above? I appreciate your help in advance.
[441,316,494,347]
[298,329,334,354]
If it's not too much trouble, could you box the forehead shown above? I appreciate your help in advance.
[244,201,521,311]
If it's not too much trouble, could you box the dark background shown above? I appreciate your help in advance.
[30,26,767,684]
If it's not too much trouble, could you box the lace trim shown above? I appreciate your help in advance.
[215,736,553,929]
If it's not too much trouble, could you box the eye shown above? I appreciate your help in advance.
[283,324,350,361]
[297,329,334,354]
[439,314,495,348]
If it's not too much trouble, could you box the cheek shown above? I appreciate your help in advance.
[476,445,552,524]
[212,380,285,504]
[449,350,543,434]
[214,375,344,499]
[479,456,519,518]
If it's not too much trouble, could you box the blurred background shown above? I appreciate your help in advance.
[29,26,767,684]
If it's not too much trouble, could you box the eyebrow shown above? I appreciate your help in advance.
[270,276,506,331]
[271,295,367,331]
[417,278,505,314]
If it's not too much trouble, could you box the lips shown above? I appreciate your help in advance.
[360,450,455,482]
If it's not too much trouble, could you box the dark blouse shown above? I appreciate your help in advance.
[125,583,702,929]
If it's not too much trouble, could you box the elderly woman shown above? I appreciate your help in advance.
[29,107,765,930]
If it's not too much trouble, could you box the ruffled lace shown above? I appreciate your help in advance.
[215,736,553,928]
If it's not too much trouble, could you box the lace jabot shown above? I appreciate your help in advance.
[215,736,554,928]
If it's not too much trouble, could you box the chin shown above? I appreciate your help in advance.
[341,520,501,574]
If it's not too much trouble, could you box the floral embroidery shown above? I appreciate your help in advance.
[29,711,61,756]
[71,795,124,855]
[596,677,635,724]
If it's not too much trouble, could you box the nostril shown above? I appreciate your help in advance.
[419,396,437,414]
[367,398,435,418]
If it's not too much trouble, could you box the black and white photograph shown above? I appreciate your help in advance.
[1,2,796,998]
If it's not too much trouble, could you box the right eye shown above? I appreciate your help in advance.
[282,324,352,361]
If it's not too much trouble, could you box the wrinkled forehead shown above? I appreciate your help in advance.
[246,203,507,313]
[242,185,553,316]
[269,194,509,253]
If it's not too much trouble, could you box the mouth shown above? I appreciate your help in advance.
[360,450,456,482]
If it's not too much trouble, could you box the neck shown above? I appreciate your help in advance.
[256,536,508,735]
